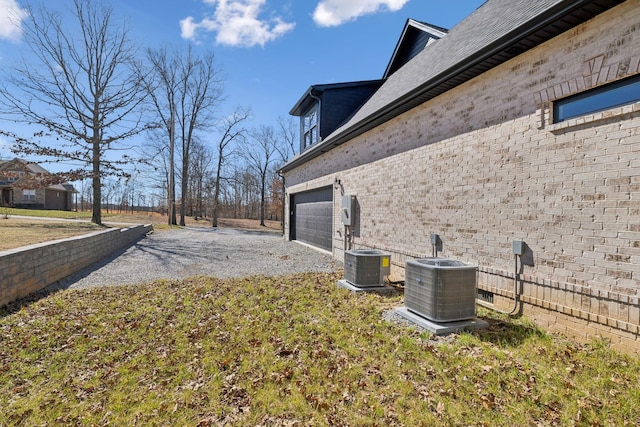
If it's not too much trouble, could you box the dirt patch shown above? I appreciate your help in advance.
[105,212,282,232]
[103,212,282,231]
[214,218,282,232]
[0,212,282,251]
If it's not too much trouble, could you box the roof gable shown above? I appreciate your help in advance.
[0,158,31,185]
[0,158,29,172]
[383,19,448,79]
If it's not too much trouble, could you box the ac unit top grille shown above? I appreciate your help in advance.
[412,258,467,268]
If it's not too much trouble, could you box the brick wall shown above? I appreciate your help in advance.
[283,2,640,352]
[0,224,153,306]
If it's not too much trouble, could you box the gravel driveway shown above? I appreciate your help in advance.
[49,227,341,290]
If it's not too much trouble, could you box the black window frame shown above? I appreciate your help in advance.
[553,74,640,123]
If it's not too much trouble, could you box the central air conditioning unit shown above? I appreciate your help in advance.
[404,258,477,322]
[344,249,391,287]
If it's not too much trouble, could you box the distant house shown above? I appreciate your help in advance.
[0,158,76,211]
[281,0,640,351]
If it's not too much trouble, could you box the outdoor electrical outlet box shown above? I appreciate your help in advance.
[512,240,525,256]
[341,195,356,226]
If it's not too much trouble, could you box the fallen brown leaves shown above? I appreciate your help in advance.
[1,273,639,426]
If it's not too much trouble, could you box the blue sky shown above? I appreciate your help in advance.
[0,0,486,164]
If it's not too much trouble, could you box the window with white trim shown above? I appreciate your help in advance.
[22,189,36,200]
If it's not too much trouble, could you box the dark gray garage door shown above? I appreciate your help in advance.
[290,187,333,251]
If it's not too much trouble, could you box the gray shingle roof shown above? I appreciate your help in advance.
[281,0,625,173]
[328,0,561,140]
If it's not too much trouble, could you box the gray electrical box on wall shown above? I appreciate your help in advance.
[341,195,355,226]
[513,240,525,256]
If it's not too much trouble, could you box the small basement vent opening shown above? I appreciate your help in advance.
[477,289,494,305]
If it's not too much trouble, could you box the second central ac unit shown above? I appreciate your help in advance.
[404,258,477,322]
[344,249,391,287]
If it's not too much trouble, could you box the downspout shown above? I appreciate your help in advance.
[278,171,285,236]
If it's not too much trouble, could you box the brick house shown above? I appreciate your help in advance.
[0,158,76,211]
[280,0,640,352]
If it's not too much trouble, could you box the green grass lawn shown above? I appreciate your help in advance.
[1,272,639,426]
[0,207,94,219]
[0,207,215,231]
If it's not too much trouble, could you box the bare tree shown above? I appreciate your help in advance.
[275,115,298,228]
[78,178,92,212]
[211,106,251,227]
[0,0,148,224]
[188,140,213,219]
[140,45,222,226]
[243,125,279,226]
[138,127,172,217]
[277,115,298,160]
[176,47,223,226]
[101,178,120,214]
[139,48,179,225]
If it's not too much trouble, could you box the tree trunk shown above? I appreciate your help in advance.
[212,183,220,227]
[260,171,266,226]
[168,108,177,226]
[212,152,223,228]
[180,152,188,226]
[91,138,101,225]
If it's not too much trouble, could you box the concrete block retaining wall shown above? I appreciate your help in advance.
[0,224,153,306]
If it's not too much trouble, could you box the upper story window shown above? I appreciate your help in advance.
[5,171,24,182]
[301,105,319,151]
[554,74,640,123]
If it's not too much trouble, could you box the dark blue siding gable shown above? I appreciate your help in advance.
[290,80,383,152]
[320,83,382,139]
[383,20,448,78]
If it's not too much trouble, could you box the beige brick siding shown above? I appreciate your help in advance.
[284,2,640,352]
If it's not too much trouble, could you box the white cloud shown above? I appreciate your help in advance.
[180,0,295,48]
[313,0,409,27]
[180,16,199,41]
[0,0,28,42]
